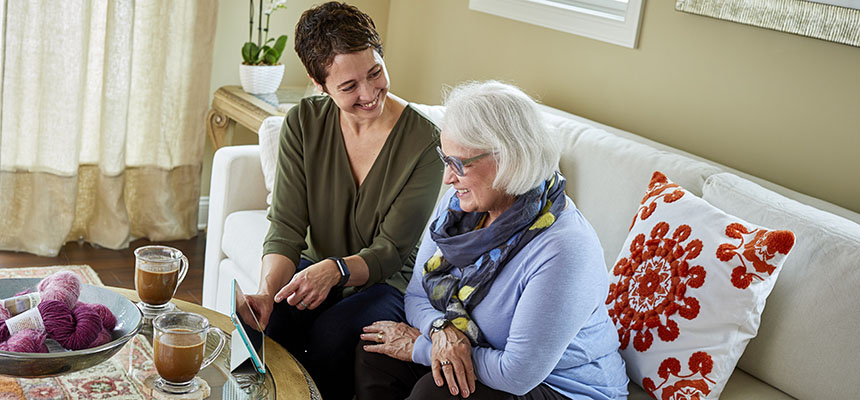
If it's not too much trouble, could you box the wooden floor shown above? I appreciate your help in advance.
[0,233,206,305]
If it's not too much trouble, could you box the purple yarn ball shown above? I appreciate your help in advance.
[0,329,48,353]
[75,303,117,332]
[38,271,81,309]
[39,300,102,351]
[89,328,112,348]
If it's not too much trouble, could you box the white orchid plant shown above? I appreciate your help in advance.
[242,0,288,65]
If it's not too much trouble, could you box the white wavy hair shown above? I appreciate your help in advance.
[442,80,559,196]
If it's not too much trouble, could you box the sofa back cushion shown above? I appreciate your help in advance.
[558,126,722,268]
[702,173,860,400]
[258,115,286,206]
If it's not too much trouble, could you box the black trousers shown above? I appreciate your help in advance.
[355,341,569,400]
[265,260,406,400]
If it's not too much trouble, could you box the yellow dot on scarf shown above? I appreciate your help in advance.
[458,286,475,301]
[452,317,470,331]
[424,255,442,275]
[530,212,556,230]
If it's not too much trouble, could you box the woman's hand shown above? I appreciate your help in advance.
[360,321,420,362]
[431,325,476,398]
[275,259,340,310]
[245,293,275,330]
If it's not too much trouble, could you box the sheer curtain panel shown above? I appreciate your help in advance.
[0,1,218,256]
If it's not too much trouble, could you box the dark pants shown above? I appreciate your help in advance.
[355,341,569,400]
[265,259,406,400]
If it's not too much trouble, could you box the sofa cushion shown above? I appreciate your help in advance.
[559,126,722,268]
[258,116,285,206]
[607,172,795,400]
[702,173,860,400]
[410,103,445,127]
[222,210,269,286]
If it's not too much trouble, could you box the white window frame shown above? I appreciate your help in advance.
[469,0,644,49]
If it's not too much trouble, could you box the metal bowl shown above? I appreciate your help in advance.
[0,278,143,377]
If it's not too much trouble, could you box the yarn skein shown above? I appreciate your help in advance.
[0,329,48,353]
[75,303,117,348]
[0,271,81,318]
[0,300,103,351]
[0,272,118,352]
[37,271,81,309]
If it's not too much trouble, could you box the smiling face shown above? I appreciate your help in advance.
[316,48,390,123]
[440,135,515,225]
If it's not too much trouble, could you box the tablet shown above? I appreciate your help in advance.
[231,279,266,374]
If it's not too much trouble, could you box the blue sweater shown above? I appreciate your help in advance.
[406,189,629,399]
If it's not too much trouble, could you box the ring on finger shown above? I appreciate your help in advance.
[440,360,452,366]
[377,332,384,342]
[300,301,308,308]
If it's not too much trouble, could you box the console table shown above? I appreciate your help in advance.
[206,85,309,150]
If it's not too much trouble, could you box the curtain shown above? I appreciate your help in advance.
[0,1,218,256]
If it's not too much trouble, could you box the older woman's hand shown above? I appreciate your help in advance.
[360,321,420,362]
[431,326,476,398]
[275,259,340,310]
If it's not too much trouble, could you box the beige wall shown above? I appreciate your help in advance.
[202,0,390,196]
[383,1,860,213]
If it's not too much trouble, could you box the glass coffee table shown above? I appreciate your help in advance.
[111,287,319,400]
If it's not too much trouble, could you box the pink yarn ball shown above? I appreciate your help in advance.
[38,271,81,309]
[0,304,10,321]
[0,329,48,353]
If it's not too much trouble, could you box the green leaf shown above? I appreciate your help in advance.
[263,50,278,65]
[242,42,262,64]
[260,35,288,65]
[272,35,287,57]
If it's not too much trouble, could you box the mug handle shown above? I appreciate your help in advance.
[176,255,189,288]
[200,327,227,371]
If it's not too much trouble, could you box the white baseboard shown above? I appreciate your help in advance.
[198,196,209,231]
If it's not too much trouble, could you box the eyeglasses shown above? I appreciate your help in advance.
[436,146,490,177]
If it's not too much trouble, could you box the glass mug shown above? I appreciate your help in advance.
[134,245,188,316]
[152,312,226,394]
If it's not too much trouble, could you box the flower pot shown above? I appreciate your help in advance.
[239,64,285,95]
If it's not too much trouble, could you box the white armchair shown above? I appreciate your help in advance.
[202,145,269,313]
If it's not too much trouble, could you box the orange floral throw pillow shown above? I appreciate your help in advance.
[606,171,795,400]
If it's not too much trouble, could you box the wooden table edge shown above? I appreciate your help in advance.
[110,287,315,399]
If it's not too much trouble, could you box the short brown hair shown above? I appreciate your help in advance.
[294,2,383,90]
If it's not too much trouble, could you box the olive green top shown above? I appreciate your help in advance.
[263,96,443,294]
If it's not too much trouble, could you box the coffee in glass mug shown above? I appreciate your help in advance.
[152,312,226,395]
[134,245,188,316]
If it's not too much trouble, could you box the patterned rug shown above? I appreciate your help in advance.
[0,265,162,399]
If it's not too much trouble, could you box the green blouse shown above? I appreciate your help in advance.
[263,96,443,294]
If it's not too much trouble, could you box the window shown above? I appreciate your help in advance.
[469,0,644,48]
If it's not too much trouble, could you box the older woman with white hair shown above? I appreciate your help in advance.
[355,81,629,400]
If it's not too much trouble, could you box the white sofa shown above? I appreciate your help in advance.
[204,103,860,399]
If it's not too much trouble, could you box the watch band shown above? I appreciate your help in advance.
[327,257,350,288]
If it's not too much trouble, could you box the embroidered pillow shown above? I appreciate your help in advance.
[606,171,795,400]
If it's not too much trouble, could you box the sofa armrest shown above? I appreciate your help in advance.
[203,145,269,309]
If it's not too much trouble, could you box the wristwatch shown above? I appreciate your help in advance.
[328,257,350,288]
[431,318,450,334]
